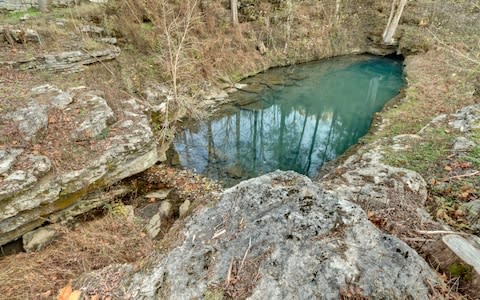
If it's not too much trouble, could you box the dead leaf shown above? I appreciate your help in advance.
[69,290,81,300]
[444,165,452,172]
[57,281,73,300]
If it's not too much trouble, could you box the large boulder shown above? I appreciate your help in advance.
[0,84,158,246]
[78,171,438,299]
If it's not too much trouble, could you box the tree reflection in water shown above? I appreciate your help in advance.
[172,55,404,186]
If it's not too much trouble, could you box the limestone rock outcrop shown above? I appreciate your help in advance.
[77,171,438,299]
[1,47,121,73]
[0,84,158,246]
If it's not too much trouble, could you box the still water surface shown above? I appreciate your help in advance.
[171,55,404,186]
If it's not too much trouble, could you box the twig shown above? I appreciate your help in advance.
[212,228,226,239]
[402,237,435,242]
[238,237,252,274]
[441,171,479,182]
[416,230,469,236]
[225,257,234,285]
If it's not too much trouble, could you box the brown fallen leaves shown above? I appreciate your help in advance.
[57,281,81,300]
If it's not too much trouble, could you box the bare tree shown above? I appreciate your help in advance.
[283,0,294,53]
[159,0,198,100]
[231,0,239,25]
[383,0,407,45]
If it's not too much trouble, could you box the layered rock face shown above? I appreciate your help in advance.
[0,46,121,73]
[0,84,158,246]
[112,171,437,299]
[0,0,76,11]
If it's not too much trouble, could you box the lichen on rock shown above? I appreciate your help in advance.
[93,171,439,299]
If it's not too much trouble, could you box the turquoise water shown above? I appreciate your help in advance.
[171,55,404,185]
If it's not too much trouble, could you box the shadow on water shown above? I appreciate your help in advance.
[169,55,405,187]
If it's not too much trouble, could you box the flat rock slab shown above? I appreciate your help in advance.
[0,46,120,73]
[100,171,438,299]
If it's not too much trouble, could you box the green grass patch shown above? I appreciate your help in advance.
[384,126,453,176]
[141,21,154,31]
[1,7,40,23]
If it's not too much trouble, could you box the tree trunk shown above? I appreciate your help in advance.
[231,0,239,25]
[335,0,341,22]
[382,0,407,45]
[38,0,49,13]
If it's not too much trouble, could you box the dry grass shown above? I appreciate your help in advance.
[0,214,153,300]
[109,0,371,85]
[377,49,477,138]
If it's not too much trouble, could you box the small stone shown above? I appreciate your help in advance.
[144,189,171,200]
[80,25,104,35]
[23,226,59,252]
[234,83,248,90]
[20,14,30,22]
[145,213,161,239]
[100,37,117,45]
[51,92,73,109]
[179,200,191,218]
[159,201,172,217]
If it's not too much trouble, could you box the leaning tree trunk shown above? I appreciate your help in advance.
[382,0,407,45]
[231,0,239,25]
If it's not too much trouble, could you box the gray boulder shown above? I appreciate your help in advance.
[448,104,480,132]
[122,171,437,299]
[22,225,59,252]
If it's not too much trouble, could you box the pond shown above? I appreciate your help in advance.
[170,55,404,186]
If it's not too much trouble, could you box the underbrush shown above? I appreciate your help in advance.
[0,212,153,299]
